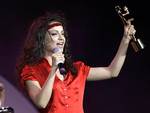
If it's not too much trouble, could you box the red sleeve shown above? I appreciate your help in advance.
[74,61,91,78]
[20,65,38,88]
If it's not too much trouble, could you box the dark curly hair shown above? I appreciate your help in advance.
[16,11,77,75]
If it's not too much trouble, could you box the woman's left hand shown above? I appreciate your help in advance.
[123,18,136,41]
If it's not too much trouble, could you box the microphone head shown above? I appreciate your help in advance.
[52,48,60,53]
[52,47,63,53]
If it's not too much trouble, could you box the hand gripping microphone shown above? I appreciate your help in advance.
[52,48,67,75]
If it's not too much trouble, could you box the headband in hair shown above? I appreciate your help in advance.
[47,22,62,30]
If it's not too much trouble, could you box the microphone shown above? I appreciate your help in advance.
[52,48,66,75]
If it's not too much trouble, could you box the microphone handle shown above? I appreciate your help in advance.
[58,63,66,75]
[52,48,67,75]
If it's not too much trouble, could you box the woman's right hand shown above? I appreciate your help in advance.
[52,51,65,68]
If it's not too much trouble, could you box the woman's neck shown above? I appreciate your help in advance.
[44,52,53,66]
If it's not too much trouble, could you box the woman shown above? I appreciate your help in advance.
[16,11,135,113]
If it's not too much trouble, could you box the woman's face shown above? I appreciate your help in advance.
[44,21,66,53]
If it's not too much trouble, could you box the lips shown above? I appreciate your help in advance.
[57,42,64,47]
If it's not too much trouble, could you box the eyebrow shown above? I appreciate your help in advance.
[48,30,64,34]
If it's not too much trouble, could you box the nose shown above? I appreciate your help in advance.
[58,34,65,41]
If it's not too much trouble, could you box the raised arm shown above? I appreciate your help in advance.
[87,19,135,81]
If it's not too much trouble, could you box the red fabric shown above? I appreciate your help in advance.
[20,58,90,113]
[47,23,62,30]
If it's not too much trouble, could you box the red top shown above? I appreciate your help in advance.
[20,58,90,113]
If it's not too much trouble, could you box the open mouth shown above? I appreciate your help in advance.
[57,43,64,47]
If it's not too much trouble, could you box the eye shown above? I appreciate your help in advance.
[50,32,57,36]
[62,32,65,36]
[61,31,65,36]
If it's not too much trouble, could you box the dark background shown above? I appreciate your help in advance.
[0,0,150,113]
